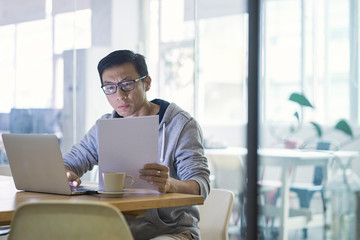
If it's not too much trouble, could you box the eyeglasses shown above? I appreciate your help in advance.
[101,75,147,95]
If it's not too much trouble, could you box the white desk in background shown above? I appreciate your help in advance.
[205,147,359,240]
[259,149,360,240]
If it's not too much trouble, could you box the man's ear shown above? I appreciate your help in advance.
[145,76,152,91]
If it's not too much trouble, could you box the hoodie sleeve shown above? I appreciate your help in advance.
[62,121,100,177]
[173,117,211,199]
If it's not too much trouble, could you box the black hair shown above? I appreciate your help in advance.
[97,50,148,85]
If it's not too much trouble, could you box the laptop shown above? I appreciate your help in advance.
[2,133,97,195]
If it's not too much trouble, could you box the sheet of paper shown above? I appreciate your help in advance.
[98,115,159,191]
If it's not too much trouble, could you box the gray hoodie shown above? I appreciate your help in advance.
[63,99,210,240]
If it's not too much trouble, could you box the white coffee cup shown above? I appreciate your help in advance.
[102,172,134,192]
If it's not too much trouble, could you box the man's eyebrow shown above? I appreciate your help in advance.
[103,80,116,84]
[121,76,131,81]
[103,76,131,84]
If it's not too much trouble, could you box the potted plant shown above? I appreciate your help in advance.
[288,92,354,149]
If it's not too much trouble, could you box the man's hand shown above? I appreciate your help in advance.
[65,167,82,187]
[139,163,200,195]
[139,163,171,193]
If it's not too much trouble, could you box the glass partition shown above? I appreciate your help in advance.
[258,0,360,239]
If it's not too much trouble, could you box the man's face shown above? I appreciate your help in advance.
[102,63,151,117]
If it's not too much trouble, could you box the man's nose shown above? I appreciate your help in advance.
[116,86,127,98]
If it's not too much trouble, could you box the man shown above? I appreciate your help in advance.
[63,50,210,240]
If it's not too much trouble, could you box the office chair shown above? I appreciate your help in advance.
[198,188,235,240]
[259,141,336,238]
[8,200,134,240]
[289,141,337,238]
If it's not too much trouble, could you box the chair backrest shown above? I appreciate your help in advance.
[206,154,246,195]
[8,200,134,240]
[198,189,234,240]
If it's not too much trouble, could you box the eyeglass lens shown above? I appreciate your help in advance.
[101,76,146,95]
[102,81,135,94]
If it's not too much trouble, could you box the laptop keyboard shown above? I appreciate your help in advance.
[70,184,98,194]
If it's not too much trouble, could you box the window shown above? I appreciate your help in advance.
[148,0,248,147]
[262,0,355,128]
[0,1,92,164]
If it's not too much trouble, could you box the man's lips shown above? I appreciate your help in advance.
[117,104,129,109]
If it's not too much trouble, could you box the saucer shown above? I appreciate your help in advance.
[98,189,160,197]
[97,190,126,197]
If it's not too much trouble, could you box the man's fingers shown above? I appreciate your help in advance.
[66,171,82,187]
[140,169,162,175]
[143,163,168,171]
[140,175,163,183]
[69,178,81,187]
[140,164,169,177]
[139,175,169,193]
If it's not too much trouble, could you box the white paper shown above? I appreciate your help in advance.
[98,115,159,191]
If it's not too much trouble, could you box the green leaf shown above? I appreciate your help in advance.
[289,93,314,108]
[294,111,300,122]
[289,125,295,133]
[309,121,322,138]
[335,119,353,138]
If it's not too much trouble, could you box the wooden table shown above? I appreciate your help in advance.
[0,176,204,226]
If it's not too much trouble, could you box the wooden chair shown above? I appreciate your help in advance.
[8,200,134,240]
[205,153,246,236]
[198,188,234,240]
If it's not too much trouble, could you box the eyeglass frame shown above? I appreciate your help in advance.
[101,75,147,95]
